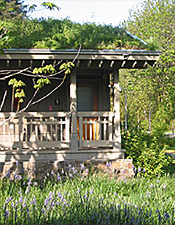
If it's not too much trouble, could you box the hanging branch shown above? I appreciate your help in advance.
[0,90,7,111]
[0,46,81,127]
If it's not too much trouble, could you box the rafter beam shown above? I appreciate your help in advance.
[99,60,103,68]
[132,60,137,68]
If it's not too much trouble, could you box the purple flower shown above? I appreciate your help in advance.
[15,161,19,167]
[156,209,160,214]
[5,196,13,204]
[31,197,36,206]
[80,163,85,170]
[51,170,54,175]
[34,182,38,186]
[146,192,150,198]
[3,210,9,219]
[157,180,160,183]
[90,188,94,195]
[150,184,154,188]
[19,196,23,204]
[138,167,141,173]
[106,162,112,167]
[44,198,49,206]
[164,212,170,219]
[162,184,166,189]
[57,175,61,181]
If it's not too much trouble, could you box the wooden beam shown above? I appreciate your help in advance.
[70,70,78,151]
[121,61,126,68]
[18,59,21,67]
[110,60,114,68]
[132,60,137,68]
[143,61,148,68]
[113,69,121,151]
[87,60,92,67]
[99,60,103,68]
[76,60,80,67]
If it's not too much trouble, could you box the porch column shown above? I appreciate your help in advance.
[113,69,121,150]
[70,70,78,151]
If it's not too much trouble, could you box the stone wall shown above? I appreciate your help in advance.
[0,158,135,180]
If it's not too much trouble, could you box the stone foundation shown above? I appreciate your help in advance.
[0,158,135,180]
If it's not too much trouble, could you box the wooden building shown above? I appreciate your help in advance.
[0,49,160,169]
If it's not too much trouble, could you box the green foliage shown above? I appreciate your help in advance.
[33,64,56,75]
[8,78,26,110]
[41,2,60,11]
[0,17,148,50]
[59,62,74,75]
[33,78,51,89]
[14,89,25,103]
[0,170,175,225]
[124,128,172,177]
[0,0,27,20]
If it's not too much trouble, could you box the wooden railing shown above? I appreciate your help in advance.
[0,111,114,150]
[0,112,70,149]
[78,112,114,148]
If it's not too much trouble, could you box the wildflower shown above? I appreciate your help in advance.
[34,182,38,186]
[31,197,36,206]
[106,162,112,167]
[19,196,23,204]
[143,168,146,173]
[57,175,61,181]
[164,212,170,219]
[146,192,150,198]
[5,196,13,204]
[150,184,154,188]
[15,161,19,167]
[80,163,85,170]
[44,198,49,206]
[18,189,22,195]
[90,188,94,195]
[51,170,54,175]
[157,180,160,183]
[162,184,166,189]
[156,209,160,214]
[3,210,9,219]
[138,167,141,173]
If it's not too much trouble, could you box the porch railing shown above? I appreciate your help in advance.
[78,112,114,148]
[0,112,70,149]
[0,111,114,149]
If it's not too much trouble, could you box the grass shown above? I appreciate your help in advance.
[0,166,175,225]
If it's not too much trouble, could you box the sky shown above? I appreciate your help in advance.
[25,0,145,27]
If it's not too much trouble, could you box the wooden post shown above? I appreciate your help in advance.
[113,69,121,150]
[70,70,78,151]
[18,113,23,150]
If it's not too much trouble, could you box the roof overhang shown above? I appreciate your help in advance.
[0,49,161,69]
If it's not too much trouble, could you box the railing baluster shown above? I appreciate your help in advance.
[79,114,83,146]
[90,119,92,140]
[85,119,87,140]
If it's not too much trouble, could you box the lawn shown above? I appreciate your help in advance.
[0,166,175,225]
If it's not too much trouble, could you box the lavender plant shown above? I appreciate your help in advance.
[0,165,174,225]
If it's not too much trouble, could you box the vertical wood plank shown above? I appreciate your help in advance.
[108,113,113,142]
[70,70,78,151]
[79,114,83,146]
[113,69,121,150]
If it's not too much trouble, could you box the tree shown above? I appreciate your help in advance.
[120,0,175,132]
[0,1,77,125]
